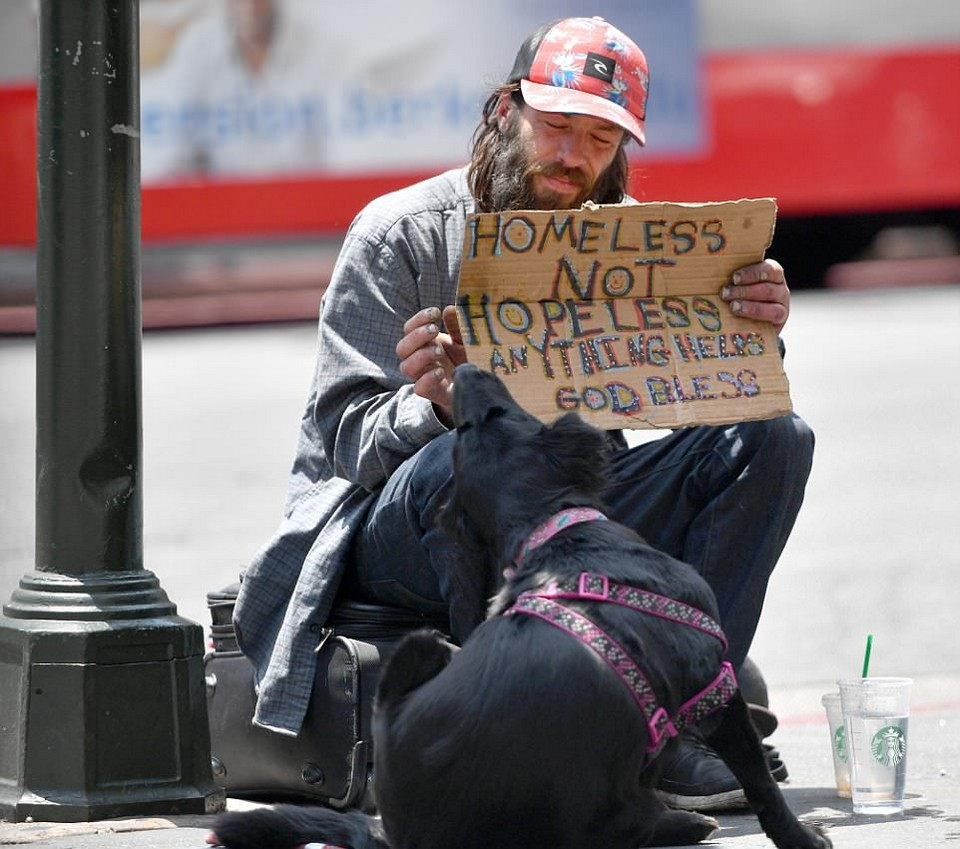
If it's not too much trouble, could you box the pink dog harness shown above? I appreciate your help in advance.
[505,509,738,755]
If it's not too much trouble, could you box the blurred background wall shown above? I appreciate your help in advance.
[1,0,958,333]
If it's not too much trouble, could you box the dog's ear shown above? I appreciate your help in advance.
[538,413,611,495]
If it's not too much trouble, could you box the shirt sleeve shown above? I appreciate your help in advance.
[311,215,450,492]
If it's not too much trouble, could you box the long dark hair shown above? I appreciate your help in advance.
[467,83,631,213]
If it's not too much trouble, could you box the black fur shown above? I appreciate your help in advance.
[212,364,831,849]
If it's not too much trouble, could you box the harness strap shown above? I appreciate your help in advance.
[531,572,728,652]
[505,581,738,755]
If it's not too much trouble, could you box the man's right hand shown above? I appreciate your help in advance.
[396,305,465,425]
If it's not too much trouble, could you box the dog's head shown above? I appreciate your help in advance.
[442,363,611,561]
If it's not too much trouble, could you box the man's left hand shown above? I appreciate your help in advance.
[721,258,790,335]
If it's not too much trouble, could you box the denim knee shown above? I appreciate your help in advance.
[407,430,456,519]
[746,413,815,478]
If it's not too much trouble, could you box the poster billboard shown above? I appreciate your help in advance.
[130,0,703,183]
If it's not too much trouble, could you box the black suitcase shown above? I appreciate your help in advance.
[204,582,447,811]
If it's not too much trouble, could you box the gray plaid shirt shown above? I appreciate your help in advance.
[234,167,475,734]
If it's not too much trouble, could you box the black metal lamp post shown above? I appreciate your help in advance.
[0,1,225,821]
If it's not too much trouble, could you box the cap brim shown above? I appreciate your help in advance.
[520,78,645,146]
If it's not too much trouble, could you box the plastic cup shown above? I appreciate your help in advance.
[820,692,850,797]
[837,677,912,815]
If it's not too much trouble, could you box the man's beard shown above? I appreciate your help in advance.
[486,127,598,212]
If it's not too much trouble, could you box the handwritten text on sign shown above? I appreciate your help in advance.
[455,199,792,429]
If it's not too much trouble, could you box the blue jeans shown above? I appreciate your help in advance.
[351,414,815,667]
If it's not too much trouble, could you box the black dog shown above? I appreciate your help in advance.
[212,364,831,849]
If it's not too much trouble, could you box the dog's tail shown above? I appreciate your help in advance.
[376,628,457,711]
[210,804,388,849]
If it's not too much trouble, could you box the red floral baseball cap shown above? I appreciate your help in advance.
[507,17,650,146]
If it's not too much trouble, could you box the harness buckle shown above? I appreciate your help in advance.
[578,572,610,599]
[646,706,679,753]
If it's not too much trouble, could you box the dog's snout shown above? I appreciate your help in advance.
[452,363,517,426]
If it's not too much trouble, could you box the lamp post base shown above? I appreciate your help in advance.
[0,570,226,823]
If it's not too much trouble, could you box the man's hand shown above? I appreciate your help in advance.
[396,305,465,425]
[721,258,790,335]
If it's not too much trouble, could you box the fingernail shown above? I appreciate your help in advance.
[721,286,732,300]
[732,272,742,285]
[427,324,438,335]
[435,345,444,356]
[731,300,742,313]
[760,271,769,281]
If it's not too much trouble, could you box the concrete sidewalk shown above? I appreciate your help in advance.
[1,673,957,848]
[2,286,959,846]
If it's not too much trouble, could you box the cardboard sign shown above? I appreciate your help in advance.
[455,198,792,429]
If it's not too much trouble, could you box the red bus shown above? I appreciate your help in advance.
[1,2,957,330]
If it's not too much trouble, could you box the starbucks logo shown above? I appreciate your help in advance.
[833,725,847,762]
[871,725,906,767]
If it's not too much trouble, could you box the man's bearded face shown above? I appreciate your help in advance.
[487,113,602,212]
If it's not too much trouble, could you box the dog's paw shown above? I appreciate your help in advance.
[775,821,832,849]
[687,812,721,843]
[807,822,833,849]
[647,809,720,846]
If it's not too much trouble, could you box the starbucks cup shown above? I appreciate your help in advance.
[821,692,850,797]
[838,677,912,815]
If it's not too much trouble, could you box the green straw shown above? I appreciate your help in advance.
[861,633,874,678]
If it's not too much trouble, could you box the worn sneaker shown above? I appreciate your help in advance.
[765,742,789,783]
[655,730,749,812]
[739,657,789,782]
